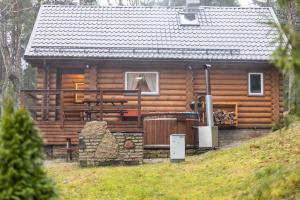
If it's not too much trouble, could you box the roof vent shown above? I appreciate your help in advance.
[180,0,200,26]
[179,12,199,26]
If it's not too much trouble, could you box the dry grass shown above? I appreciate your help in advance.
[47,123,300,200]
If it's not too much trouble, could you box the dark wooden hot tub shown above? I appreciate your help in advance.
[143,112,199,148]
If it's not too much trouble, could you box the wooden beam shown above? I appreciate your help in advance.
[84,65,97,104]
[138,89,142,128]
[84,65,97,90]
[43,60,49,120]
[271,67,280,124]
[60,90,64,128]
[185,66,194,111]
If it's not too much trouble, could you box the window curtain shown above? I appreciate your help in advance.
[144,73,156,92]
[127,73,138,90]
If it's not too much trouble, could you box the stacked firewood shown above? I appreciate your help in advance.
[213,109,235,125]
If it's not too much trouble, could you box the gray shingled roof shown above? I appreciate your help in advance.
[24,5,280,61]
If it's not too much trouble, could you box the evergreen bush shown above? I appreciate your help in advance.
[0,97,57,200]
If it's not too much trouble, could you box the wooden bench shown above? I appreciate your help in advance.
[63,107,128,121]
[83,109,128,121]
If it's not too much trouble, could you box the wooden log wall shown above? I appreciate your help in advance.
[194,65,283,128]
[96,63,283,129]
[185,67,194,111]
[271,68,283,124]
[97,65,187,112]
[48,67,57,121]
[36,121,141,145]
[36,67,44,120]
[61,73,85,121]
[35,62,283,129]
[36,66,57,121]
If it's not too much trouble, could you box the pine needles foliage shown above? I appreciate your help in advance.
[0,96,57,200]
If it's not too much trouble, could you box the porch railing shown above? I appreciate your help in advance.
[20,89,142,129]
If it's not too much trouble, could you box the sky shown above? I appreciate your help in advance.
[239,0,255,7]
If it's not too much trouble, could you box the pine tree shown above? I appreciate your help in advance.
[271,0,300,115]
[0,96,57,200]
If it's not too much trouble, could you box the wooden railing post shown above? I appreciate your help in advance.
[20,91,25,107]
[99,90,103,121]
[41,91,45,120]
[46,90,49,120]
[137,89,142,129]
[60,90,64,127]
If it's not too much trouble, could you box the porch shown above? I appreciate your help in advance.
[21,89,142,145]
[20,88,206,153]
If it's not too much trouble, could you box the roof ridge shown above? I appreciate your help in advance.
[41,4,272,10]
[41,4,181,9]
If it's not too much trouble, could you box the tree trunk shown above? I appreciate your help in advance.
[0,0,23,101]
[287,1,298,114]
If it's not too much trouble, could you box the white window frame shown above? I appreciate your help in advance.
[74,82,85,103]
[125,72,159,95]
[248,72,264,96]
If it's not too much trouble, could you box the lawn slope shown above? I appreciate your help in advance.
[47,123,300,200]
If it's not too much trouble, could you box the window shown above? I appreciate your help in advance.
[248,73,264,96]
[125,72,159,95]
[179,12,199,26]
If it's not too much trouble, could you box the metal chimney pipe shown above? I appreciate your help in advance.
[186,0,201,8]
[204,64,214,127]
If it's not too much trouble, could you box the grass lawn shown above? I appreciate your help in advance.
[47,123,300,200]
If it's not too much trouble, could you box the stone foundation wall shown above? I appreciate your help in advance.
[44,127,271,160]
[113,133,143,164]
[79,132,143,166]
[46,145,203,160]
[144,148,204,159]
[78,121,143,166]
[219,128,271,148]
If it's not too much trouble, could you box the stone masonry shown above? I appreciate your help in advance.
[79,121,143,167]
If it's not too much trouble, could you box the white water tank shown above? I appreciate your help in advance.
[170,134,185,162]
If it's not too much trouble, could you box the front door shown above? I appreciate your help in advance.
[58,69,85,121]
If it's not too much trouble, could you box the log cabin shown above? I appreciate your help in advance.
[23,4,283,156]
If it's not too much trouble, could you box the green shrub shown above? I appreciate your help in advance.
[238,164,300,200]
[271,121,283,132]
[283,115,300,129]
[0,97,57,200]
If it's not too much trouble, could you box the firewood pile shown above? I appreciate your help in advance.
[213,109,235,125]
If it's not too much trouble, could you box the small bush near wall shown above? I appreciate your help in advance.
[0,97,57,200]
